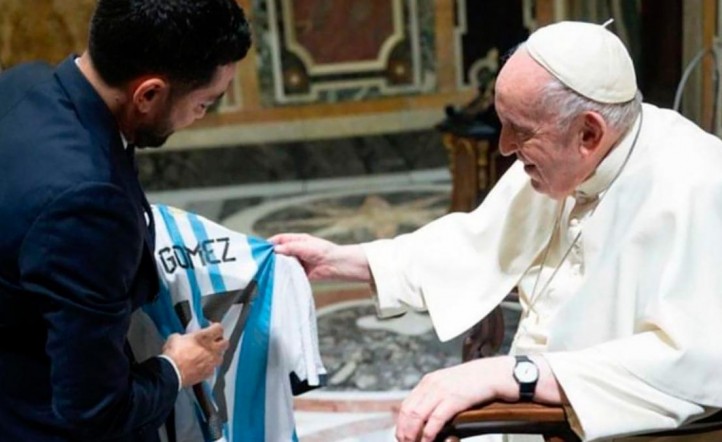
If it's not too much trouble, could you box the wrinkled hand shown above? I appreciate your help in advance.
[269,233,369,281]
[162,323,229,387]
[395,358,515,442]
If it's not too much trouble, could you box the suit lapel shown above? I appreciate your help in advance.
[55,56,159,307]
[118,146,160,307]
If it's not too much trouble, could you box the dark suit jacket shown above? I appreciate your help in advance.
[0,56,178,441]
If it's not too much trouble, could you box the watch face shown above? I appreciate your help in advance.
[514,361,538,383]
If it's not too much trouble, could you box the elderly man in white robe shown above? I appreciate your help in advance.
[271,21,722,442]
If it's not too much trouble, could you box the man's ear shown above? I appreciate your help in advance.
[578,111,606,157]
[130,77,170,114]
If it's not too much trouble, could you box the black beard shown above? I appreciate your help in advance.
[134,126,173,148]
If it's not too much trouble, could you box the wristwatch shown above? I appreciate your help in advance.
[513,355,539,401]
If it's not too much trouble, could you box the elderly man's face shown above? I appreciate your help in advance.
[494,50,591,200]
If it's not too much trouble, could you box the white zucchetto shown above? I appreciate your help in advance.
[525,21,637,104]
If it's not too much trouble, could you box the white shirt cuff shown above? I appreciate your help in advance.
[157,355,183,392]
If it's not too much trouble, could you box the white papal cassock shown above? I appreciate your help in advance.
[362,103,722,441]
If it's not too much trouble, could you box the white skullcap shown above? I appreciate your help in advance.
[525,20,637,103]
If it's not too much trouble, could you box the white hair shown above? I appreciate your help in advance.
[505,43,643,134]
[539,76,643,134]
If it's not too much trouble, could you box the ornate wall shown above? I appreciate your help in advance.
[0,0,535,151]
[254,0,437,105]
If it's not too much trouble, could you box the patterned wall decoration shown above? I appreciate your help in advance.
[453,0,529,91]
[253,0,436,105]
[0,0,241,115]
[214,71,245,114]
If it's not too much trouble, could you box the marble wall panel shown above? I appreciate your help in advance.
[0,0,94,69]
[254,0,436,105]
[290,0,396,65]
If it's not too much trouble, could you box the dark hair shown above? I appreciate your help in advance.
[89,0,251,92]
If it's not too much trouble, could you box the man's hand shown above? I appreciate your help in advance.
[395,356,562,441]
[395,358,513,442]
[162,323,229,387]
[269,233,370,281]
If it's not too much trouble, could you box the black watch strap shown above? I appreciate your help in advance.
[513,355,539,402]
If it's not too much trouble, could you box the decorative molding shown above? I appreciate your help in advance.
[281,0,405,75]
[523,0,538,31]
[466,49,499,90]
[259,0,433,104]
[165,108,445,149]
[453,0,470,89]
[452,0,528,90]
[215,70,244,114]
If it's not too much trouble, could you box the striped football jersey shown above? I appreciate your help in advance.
[129,205,326,442]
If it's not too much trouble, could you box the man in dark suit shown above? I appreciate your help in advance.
[0,1,252,440]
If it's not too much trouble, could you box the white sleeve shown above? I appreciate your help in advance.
[361,162,559,342]
[361,237,426,315]
[546,345,721,440]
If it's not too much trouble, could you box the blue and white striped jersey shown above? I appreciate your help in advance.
[129,205,326,442]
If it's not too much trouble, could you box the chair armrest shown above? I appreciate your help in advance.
[436,402,722,441]
[435,401,579,442]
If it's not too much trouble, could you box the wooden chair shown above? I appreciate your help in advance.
[433,304,722,442]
